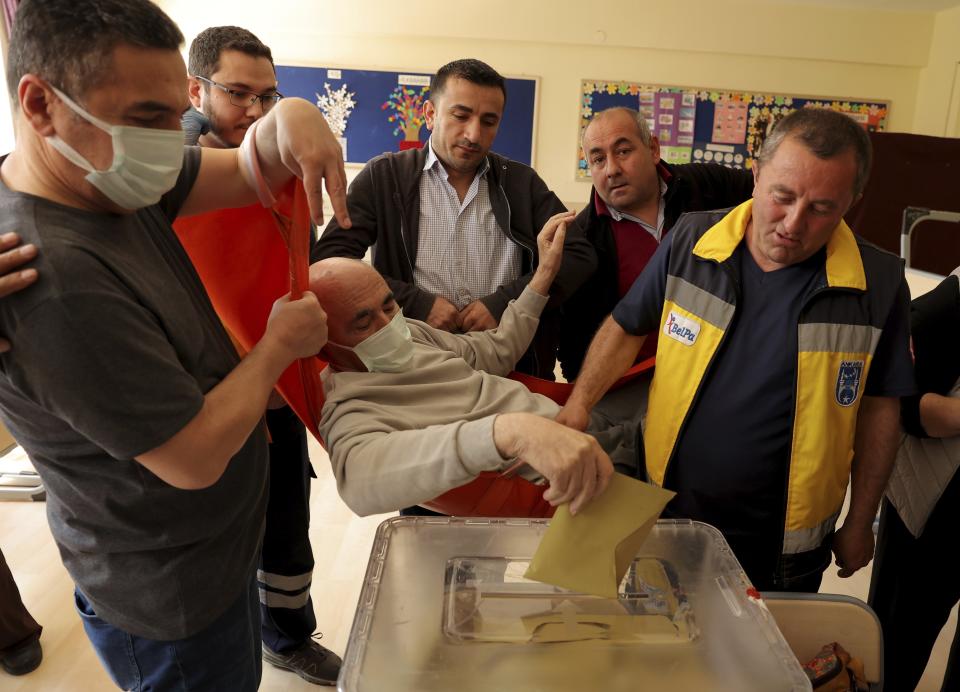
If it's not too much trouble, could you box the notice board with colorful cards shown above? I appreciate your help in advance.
[576,80,889,179]
[276,65,538,167]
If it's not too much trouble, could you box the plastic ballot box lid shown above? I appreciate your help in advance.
[338,517,811,692]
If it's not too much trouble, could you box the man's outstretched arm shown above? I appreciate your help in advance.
[414,212,571,375]
[558,222,674,430]
[180,98,351,229]
[326,412,612,517]
[556,317,646,431]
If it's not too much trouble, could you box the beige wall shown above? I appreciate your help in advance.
[914,4,960,137]
[158,0,934,206]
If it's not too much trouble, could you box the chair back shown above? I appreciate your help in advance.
[763,592,883,686]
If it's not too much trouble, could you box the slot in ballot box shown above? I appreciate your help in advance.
[339,517,811,692]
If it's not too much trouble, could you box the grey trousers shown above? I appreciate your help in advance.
[586,372,652,479]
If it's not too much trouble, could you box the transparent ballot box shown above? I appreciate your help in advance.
[339,517,811,692]
[443,556,696,645]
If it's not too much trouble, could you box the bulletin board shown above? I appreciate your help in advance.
[577,80,889,178]
[276,65,539,167]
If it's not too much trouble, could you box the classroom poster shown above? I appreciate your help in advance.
[577,80,889,178]
[277,65,539,166]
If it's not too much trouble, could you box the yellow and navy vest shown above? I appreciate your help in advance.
[645,200,905,555]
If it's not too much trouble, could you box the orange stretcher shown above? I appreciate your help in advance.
[173,181,652,517]
[174,181,325,441]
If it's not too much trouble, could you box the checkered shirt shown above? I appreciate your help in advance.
[413,141,522,310]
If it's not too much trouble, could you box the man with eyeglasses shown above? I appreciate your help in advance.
[184,27,282,149]
[188,75,281,142]
[182,26,340,686]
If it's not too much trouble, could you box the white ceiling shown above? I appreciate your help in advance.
[762,0,960,11]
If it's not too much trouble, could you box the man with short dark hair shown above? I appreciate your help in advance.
[314,58,596,380]
[181,25,339,686]
[185,25,279,148]
[559,106,754,380]
[558,108,915,592]
[0,1,348,688]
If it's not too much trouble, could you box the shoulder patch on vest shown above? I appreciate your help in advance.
[663,310,701,346]
[836,360,864,407]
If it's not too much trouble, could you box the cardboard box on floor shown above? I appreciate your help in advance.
[0,421,16,454]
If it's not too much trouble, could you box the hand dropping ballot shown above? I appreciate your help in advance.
[524,474,675,598]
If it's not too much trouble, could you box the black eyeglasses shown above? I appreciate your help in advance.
[194,76,283,111]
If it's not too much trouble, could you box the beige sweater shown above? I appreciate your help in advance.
[319,287,558,516]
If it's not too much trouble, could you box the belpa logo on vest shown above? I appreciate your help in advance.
[836,360,864,407]
[663,311,700,346]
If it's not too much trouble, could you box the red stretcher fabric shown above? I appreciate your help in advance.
[173,180,326,441]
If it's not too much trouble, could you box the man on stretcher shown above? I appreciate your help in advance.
[313,212,640,518]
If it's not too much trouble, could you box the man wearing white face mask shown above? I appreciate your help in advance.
[315,214,628,518]
[45,86,187,209]
[0,1,350,690]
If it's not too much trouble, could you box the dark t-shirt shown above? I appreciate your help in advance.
[613,219,915,554]
[665,245,821,550]
[0,147,269,640]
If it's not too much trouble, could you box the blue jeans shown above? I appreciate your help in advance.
[74,575,261,691]
[726,534,833,593]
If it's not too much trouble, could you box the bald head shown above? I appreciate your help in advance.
[309,258,399,348]
[308,257,376,305]
[582,107,652,151]
[582,107,662,217]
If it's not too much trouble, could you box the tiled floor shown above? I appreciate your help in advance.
[1,438,955,690]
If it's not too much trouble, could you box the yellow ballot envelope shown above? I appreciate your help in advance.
[524,474,675,598]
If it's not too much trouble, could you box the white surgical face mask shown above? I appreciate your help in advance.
[46,85,184,210]
[339,310,414,373]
